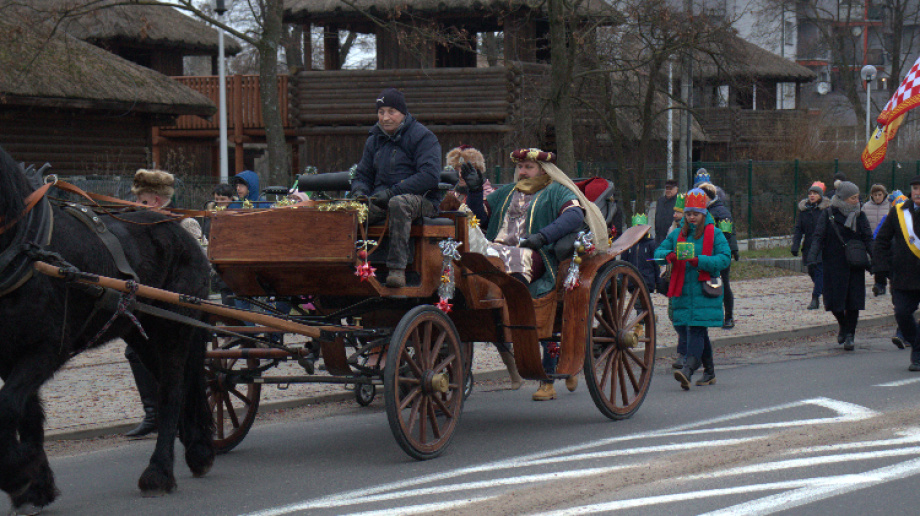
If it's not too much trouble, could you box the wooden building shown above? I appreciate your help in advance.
[0,15,215,176]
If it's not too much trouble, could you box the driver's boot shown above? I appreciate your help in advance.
[124,349,158,438]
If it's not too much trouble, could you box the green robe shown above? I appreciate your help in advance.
[486,182,578,297]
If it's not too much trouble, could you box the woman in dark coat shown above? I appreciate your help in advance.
[806,181,873,350]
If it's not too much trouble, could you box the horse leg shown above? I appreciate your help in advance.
[127,332,184,496]
[0,356,56,512]
[177,328,215,478]
[8,393,59,515]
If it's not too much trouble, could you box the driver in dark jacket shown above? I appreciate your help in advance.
[350,88,442,288]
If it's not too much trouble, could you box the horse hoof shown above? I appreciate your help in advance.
[138,468,176,496]
[9,503,41,516]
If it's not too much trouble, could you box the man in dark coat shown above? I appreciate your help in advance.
[350,88,442,288]
[654,179,679,244]
[806,181,873,350]
[791,181,830,309]
[873,176,920,370]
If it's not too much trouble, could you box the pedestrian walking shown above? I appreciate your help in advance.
[806,181,873,351]
[654,179,679,245]
[655,189,731,389]
[863,184,889,295]
[825,172,847,200]
[872,176,920,369]
[697,182,739,328]
[791,181,829,310]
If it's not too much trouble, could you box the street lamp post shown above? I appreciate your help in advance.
[214,0,229,184]
[861,64,877,144]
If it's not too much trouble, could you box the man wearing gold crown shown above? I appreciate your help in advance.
[654,188,731,390]
[464,148,608,400]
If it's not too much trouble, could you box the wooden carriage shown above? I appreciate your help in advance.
[203,201,657,459]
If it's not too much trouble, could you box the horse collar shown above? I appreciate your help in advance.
[0,196,54,297]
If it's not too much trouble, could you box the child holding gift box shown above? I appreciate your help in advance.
[654,188,731,390]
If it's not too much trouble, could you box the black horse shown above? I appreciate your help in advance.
[0,145,214,514]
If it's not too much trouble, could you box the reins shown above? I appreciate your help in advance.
[0,178,212,237]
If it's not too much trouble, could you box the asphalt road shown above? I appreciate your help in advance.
[12,327,920,516]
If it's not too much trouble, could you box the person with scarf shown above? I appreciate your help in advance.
[654,189,731,389]
[791,181,830,310]
[806,181,873,351]
[873,176,920,369]
[463,148,608,401]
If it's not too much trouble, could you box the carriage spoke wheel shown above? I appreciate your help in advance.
[205,317,262,454]
[584,261,656,420]
[384,306,464,460]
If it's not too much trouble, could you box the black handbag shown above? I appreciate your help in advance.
[702,277,723,298]
[827,211,871,269]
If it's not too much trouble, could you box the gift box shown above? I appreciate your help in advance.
[676,241,696,260]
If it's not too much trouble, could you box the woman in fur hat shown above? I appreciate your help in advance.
[792,182,830,310]
[806,181,873,351]
[464,148,609,401]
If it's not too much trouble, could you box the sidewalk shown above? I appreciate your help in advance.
[40,272,897,441]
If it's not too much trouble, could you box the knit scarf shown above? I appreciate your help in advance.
[667,222,714,298]
[514,173,552,194]
[830,196,861,231]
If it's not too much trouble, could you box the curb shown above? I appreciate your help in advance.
[46,316,896,442]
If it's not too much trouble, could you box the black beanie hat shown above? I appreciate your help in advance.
[910,175,920,186]
[376,88,407,115]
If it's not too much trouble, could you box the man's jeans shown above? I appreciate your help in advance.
[367,194,437,270]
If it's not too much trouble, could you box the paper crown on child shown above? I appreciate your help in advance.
[673,193,686,212]
[809,181,825,194]
[684,188,709,213]
[693,169,710,186]
[631,213,648,226]
[510,148,556,164]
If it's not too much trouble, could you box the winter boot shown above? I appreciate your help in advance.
[695,354,716,386]
[565,375,578,392]
[124,351,158,438]
[807,295,820,310]
[674,356,701,391]
[722,317,735,329]
[671,353,686,370]
[499,351,523,390]
[532,382,556,401]
[843,334,855,351]
[385,269,406,288]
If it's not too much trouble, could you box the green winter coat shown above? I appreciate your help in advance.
[654,213,731,327]
[486,182,578,297]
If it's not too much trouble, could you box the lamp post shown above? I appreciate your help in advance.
[214,0,229,184]
[861,64,877,144]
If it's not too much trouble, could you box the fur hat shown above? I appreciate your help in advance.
[697,182,718,200]
[445,145,485,172]
[131,169,175,199]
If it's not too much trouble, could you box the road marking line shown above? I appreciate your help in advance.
[344,495,497,516]
[875,377,920,387]
[241,397,877,516]
[532,457,920,515]
[785,429,920,454]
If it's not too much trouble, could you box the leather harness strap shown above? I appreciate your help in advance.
[63,204,139,282]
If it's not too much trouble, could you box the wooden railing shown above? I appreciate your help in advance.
[166,75,292,131]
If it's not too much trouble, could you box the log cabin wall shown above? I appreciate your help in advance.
[0,107,151,175]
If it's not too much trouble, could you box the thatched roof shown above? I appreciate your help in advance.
[0,15,216,116]
[21,0,241,56]
[285,0,614,22]
[697,36,816,83]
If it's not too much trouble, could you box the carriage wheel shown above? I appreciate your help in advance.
[205,318,262,454]
[384,306,465,460]
[584,260,656,420]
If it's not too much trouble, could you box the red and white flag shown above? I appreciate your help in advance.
[863,55,920,170]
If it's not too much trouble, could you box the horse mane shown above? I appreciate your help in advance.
[0,145,29,226]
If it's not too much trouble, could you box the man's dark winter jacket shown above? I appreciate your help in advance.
[791,197,830,263]
[351,113,442,208]
[654,194,677,244]
[874,202,920,291]
[622,235,659,293]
